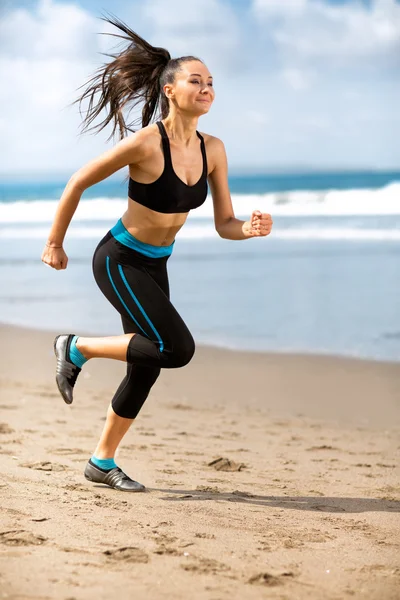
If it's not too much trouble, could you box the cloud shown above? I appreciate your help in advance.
[253,0,400,70]
[0,0,399,175]
[139,0,243,73]
[253,0,307,17]
[0,0,116,175]
[0,0,97,60]
[281,67,313,90]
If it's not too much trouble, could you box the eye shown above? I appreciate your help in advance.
[190,80,213,86]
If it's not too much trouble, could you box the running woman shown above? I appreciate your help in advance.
[41,15,273,492]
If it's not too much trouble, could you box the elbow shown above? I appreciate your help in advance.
[215,216,233,239]
[69,172,86,193]
[216,225,229,239]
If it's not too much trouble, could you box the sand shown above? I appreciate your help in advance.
[0,322,399,600]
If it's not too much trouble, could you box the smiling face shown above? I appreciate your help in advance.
[163,60,215,116]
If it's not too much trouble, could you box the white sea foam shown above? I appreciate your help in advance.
[1,225,400,241]
[1,182,399,223]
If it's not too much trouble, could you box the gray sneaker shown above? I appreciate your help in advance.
[53,334,81,405]
[84,459,146,492]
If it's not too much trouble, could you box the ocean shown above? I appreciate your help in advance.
[1,170,399,363]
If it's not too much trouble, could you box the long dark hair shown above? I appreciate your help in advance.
[71,12,203,141]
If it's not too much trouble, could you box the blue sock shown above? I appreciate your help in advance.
[69,335,88,369]
[91,455,117,471]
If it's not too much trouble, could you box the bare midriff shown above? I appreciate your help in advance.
[121,198,189,246]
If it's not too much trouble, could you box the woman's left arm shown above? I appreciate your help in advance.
[207,137,273,240]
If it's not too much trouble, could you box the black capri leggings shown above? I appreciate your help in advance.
[92,228,195,419]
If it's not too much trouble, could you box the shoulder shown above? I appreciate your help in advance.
[120,123,161,164]
[198,133,226,173]
[199,131,225,150]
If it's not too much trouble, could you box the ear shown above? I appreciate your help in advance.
[163,83,174,100]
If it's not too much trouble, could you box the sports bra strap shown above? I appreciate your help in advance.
[196,131,208,175]
[156,120,207,177]
[156,121,173,169]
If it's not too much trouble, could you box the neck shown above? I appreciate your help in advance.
[162,115,199,147]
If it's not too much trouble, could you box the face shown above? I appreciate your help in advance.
[164,60,215,115]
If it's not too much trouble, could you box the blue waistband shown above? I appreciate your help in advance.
[110,219,175,258]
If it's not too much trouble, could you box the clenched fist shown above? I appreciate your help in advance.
[245,210,273,237]
[41,244,68,270]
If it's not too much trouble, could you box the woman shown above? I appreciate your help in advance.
[41,15,273,493]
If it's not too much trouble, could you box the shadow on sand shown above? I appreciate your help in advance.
[153,488,399,513]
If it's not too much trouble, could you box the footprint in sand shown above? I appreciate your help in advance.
[169,403,193,411]
[0,423,15,434]
[208,457,246,472]
[195,532,216,540]
[181,557,230,575]
[306,445,341,451]
[153,545,180,556]
[63,483,90,492]
[156,468,185,475]
[0,447,15,455]
[248,571,296,587]
[152,533,180,556]
[222,431,241,439]
[104,547,149,563]
[0,530,47,546]
[20,461,68,472]
[196,485,221,493]
[93,496,130,510]
[231,490,255,498]
[51,448,89,456]
[301,530,335,542]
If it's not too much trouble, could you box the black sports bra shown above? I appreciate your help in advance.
[128,121,208,214]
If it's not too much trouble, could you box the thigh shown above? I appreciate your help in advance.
[106,254,191,350]
[93,236,191,348]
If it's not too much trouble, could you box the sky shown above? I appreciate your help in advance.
[0,0,399,178]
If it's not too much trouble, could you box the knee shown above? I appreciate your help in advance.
[111,401,139,420]
[169,336,195,368]
[111,366,161,419]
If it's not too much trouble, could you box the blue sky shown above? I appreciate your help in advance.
[0,0,399,176]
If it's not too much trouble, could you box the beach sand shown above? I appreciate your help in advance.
[0,322,399,599]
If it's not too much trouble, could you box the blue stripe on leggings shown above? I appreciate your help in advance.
[105,256,149,338]
[117,263,164,353]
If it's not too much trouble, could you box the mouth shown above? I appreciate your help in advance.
[197,99,211,103]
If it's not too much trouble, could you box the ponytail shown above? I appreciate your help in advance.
[71,12,202,141]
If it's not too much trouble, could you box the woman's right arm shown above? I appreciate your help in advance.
[42,131,148,270]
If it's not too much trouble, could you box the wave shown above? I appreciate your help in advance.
[1,225,400,241]
[0,182,399,222]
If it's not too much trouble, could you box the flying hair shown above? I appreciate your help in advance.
[70,11,203,141]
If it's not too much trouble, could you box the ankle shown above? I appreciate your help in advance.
[94,448,116,460]
[68,335,89,368]
[91,455,117,471]
[75,337,90,360]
